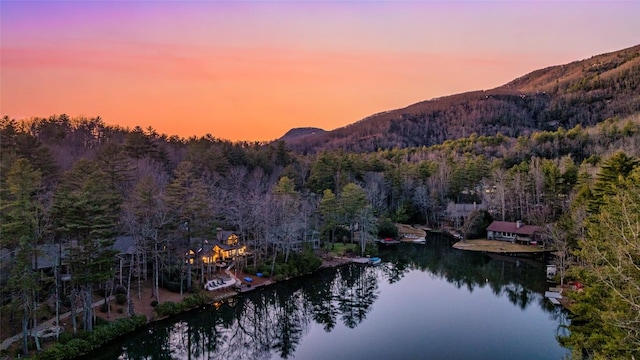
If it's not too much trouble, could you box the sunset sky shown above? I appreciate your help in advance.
[2,1,639,142]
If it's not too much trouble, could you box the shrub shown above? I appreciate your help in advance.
[115,293,127,305]
[154,301,181,317]
[99,303,109,313]
[58,332,74,344]
[75,329,90,340]
[64,338,92,357]
[34,315,148,360]
[182,293,209,309]
[377,218,399,239]
[257,264,272,276]
[34,343,66,360]
[95,316,109,327]
[163,280,190,293]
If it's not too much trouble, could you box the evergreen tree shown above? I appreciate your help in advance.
[319,189,340,247]
[589,151,639,213]
[1,159,47,355]
[340,183,368,244]
[53,160,120,333]
[564,168,640,358]
[164,161,212,290]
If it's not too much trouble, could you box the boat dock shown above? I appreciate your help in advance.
[235,280,273,293]
[545,287,564,306]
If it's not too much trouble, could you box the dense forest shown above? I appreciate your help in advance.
[2,45,640,359]
[285,44,640,153]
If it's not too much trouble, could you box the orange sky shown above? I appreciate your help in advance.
[2,1,639,141]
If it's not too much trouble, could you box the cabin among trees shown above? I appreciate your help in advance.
[200,231,247,265]
[486,220,541,245]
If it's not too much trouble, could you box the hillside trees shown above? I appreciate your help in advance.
[1,159,49,355]
[588,151,639,212]
[307,151,356,194]
[565,167,640,358]
[243,169,273,267]
[270,177,303,265]
[340,183,369,244]
[123,174,171,304]
[52,159,120,333]
[319,189,340,247]
[164,161,212,290]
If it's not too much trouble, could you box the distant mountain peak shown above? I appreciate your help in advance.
[278,127,326,143]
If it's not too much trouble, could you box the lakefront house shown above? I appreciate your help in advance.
[486,220,541,245]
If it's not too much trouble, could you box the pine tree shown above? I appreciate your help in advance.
[53,159,120,333]
[1,159,47,355]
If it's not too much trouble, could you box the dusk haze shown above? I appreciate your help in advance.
[2,0,639,141]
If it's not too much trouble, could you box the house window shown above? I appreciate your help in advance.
[227,234,238,246]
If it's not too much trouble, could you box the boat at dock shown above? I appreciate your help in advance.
[369,257,382,265]
[546,265,557,282]
[377,238,401,246]
[351,257,371,264]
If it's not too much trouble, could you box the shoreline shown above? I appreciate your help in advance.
[0,255,357,358]
[452,239,553,255]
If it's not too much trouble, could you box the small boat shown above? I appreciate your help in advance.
[412,237,426,244]
[546,265,557,281]
[377,238,401,246]
[351,257,371,264]
[369,257,382,265]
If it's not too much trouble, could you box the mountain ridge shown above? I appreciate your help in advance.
[283,44,640,153]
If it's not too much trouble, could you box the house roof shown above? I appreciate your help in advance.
[211,240,240,251]
[112,236,143,255]
[32,244,68,270]
[197,239,242,252]
[486,221,540,236]
[217,231,236,242]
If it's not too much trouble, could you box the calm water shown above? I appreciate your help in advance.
[88,237,569,359]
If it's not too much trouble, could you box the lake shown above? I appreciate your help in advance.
[87,236,570,359]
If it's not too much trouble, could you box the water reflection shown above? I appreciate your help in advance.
[87,236,565,360]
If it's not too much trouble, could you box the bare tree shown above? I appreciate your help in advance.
[123,175,171,304]
[543,223,570,286]
[363,171,388,215]
[413,184,433,225]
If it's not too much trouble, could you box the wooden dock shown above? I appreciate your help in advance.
[235,280,273,293]
[545,287,564,306]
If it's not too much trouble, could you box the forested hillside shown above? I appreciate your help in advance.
[285,44,640,153]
